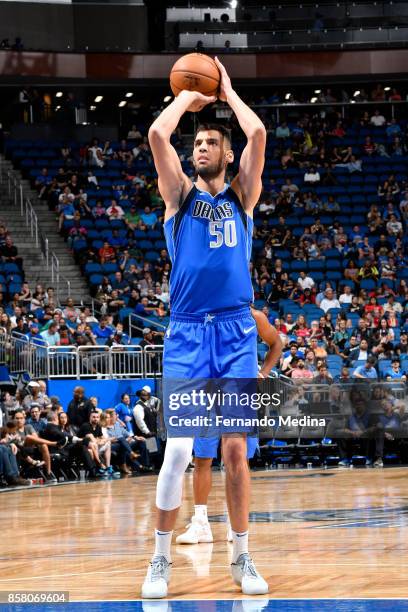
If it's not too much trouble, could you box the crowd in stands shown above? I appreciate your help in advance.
[4,104,408,380]
[250,83,406,107]
[2,99,408,483]
[0,382,160,487]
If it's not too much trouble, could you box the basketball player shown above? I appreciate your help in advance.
[176,307,282,545]
[142,57,267,597]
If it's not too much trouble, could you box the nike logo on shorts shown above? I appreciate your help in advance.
[243,325,256,334]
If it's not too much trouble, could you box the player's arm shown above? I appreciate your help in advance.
[148,90,216,217]
[251,309,283,378]
[215,57,266,213]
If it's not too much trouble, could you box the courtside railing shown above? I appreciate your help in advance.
[7,332,162,379]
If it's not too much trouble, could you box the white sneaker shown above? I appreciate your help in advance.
[175,516,213,544]
[226,523,233,542]
[141,556,171,599]
[231,553,269,595]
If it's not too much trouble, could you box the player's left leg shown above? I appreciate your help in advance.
[225,435,259,542]
[222,434,268,595]
[213,307,268,595]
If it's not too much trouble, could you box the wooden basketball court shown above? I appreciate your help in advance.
[1,467,407,601]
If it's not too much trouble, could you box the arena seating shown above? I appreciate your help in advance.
[3,113,408,384]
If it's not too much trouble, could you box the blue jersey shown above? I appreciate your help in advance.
[164,184,253,314]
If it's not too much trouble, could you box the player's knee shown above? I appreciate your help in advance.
[222,438,247,469]
[194,457,212,472]
[162,439,192,477]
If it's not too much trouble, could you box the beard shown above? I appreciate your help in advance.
[194,157,225,180]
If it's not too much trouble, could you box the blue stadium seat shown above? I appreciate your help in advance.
[8,283,22,294]
[89,274,103,286]
[4,263,19,274]
[360,279,376,290]
[145,251,159,261]
[84,263,102,276]
[101,263,118,274]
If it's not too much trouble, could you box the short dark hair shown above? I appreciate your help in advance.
[194,123,232,147]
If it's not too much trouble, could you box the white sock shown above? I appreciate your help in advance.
[231,530,249,563]
[194,504,208,521]
[153,529,173,563]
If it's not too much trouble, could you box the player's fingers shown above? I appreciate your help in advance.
[214,56,225,71]
[199,93,217,103]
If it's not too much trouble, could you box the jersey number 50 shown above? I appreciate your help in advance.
[209,220,237,248]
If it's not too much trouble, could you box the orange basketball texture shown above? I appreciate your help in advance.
[170,53,220,97]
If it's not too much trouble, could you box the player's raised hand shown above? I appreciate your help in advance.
[178,89,217,113]
[214,56,233,102]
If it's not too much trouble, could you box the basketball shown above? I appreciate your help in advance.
[170,53,220,97]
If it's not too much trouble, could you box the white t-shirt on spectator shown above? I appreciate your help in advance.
[58,192,75,204]
[383,302,403,314]
[304,171,320,183]
[259,202,275,214]
[89,146,104,168]
[339,293,353,304]
[370,114,386,126]
[386,220,402,235]
[298,276,315,290]
[319,297,341,313]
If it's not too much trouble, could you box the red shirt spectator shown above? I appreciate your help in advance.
[98,242,116,263]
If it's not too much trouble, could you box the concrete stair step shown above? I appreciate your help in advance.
[1,158,92,302]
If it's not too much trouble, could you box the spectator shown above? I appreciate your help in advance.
[304,166,320,186]
[223,40,233,53]
[319,288,341,313]
[0,427,30,486]
[313,365,333,385]
[98,242,116,264]
[336,396,378,466]
[127,125,142,140]
[291,358,314,380]
[106,200,125,220]
[124,205,141,230]
[67,386,94,428]
[297,271,315,291]
[339,286,353,306]
[280,344,302,376]
[383,295,403,316]
[385,359,406,382]
[40,322,60,346]
[105,409,152,472]
[348,338,371,364]
[353,356,378,379]
[26,403,47,434]
[93,317,113,339]
[140,206,158,228]
[78,410,117,476]
[1,237,23,270]
[386,214,403,236]
[115,393,134,434]
[88,139,104,167]
[133,385,161,438]
[275,121,290,140]
[13,411,59,481]
[374,398,405,467]
[370,109,386,127]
